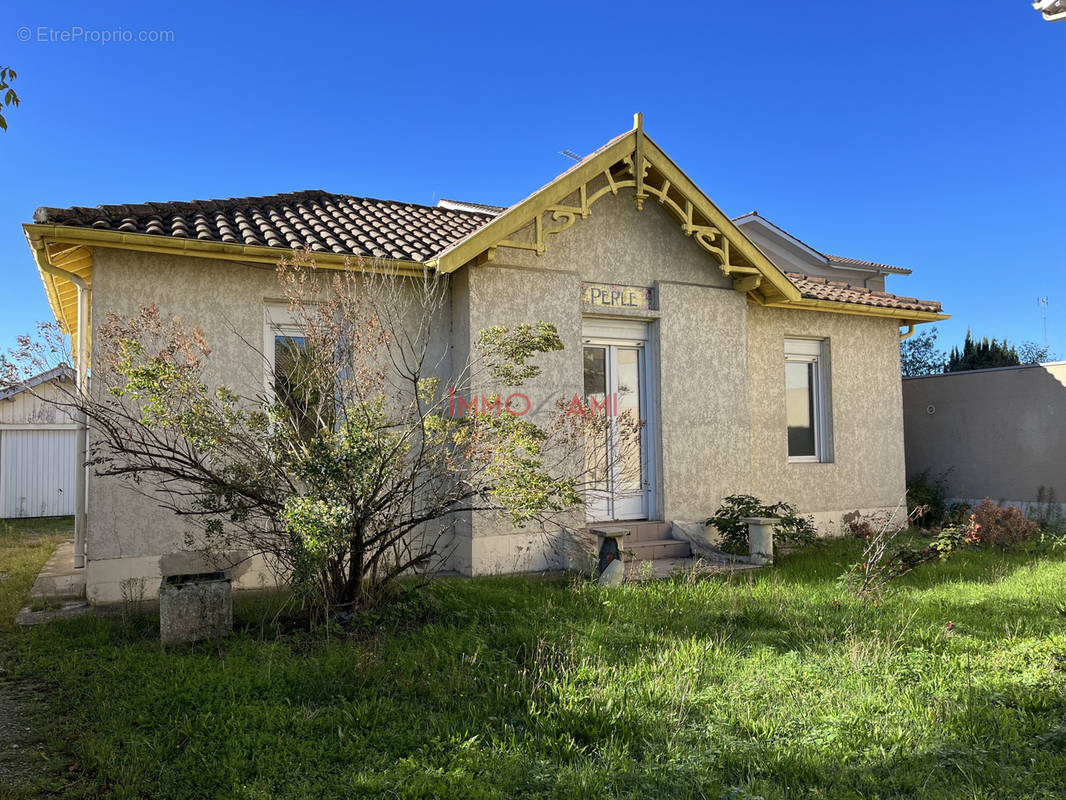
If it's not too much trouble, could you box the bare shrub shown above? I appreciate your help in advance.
[970,498,1038,549]
[5,254,628,617]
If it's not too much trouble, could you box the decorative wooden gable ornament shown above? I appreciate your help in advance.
[427,114,800,305]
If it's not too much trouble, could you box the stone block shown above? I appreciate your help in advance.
[159,571,232,645]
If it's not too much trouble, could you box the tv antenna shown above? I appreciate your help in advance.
[559,149,582,162]
[1039,296,1049,346]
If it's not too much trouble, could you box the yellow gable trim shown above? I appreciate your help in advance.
[429,115,801,304]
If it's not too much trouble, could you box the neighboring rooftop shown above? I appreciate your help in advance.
[733,211,912,275]
[0,363,75,402]
[436,198,507,215]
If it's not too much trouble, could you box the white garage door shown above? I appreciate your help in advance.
[0,428,77,518]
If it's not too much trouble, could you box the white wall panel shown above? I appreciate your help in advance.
[0,428,77,517]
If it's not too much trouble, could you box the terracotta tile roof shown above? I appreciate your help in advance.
[787,272,942,314]
[33,190,496,263]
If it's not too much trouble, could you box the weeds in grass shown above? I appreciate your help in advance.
[119,576,147,625]
[5,529,1066,798]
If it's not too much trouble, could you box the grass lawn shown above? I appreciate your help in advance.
[0,517,71,633]
[2,527,1066,799]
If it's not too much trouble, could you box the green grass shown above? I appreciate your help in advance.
[0,516,71,632]
[3,534,1066,798]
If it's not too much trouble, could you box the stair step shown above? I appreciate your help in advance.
[585,521,672,543]
[626,538,692,561]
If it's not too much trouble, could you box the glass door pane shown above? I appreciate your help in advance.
[614,347,643,496]
[583,346,610,519]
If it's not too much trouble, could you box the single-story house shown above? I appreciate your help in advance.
[23,115,947,603]
[903,362,1066,510]
[0,364,78,518]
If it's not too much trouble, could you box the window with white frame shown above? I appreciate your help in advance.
[264,305,302,392]
[264,304,319,438]
[784,338,831,462]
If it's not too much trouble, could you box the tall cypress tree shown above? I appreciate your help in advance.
[947,330,1021,372]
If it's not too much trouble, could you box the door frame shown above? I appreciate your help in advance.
[581,317,660,522]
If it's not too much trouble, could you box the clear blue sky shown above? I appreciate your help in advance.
[2,1,1063,356]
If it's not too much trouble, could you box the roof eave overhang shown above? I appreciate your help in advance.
[825,259,912,277]
[734,213,830,266]
[758,294,949,325]
[24,222,430,340]
[24,223,428,272]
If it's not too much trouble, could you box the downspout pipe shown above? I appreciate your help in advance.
[900,323,916,341]
[39,262,89,569]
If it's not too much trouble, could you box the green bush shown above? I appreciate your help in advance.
[707,494,816,555]
[907,470,949,528]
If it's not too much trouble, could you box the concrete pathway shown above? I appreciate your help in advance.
[16,539,90,626]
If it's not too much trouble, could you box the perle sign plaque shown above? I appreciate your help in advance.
[581,283,653,310]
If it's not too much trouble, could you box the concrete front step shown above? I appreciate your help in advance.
[583,521,692,561]
[626,538,692,561]
[586,521,672,543]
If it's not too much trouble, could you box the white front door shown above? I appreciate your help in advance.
[582,320,655,522]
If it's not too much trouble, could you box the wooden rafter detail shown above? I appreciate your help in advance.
[431,119,799,303]
[489,149,773,289]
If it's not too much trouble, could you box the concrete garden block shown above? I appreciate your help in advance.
[590,527,628,570]
[744,517,775,565]
[159,571,232,645]
[598,558,625,586]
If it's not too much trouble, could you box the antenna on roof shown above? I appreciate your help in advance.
[559,149,582,163]
[1039,296,1049,347]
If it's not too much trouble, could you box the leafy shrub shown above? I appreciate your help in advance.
[708,494,816,555]
[970,498,1039,549]
[931,515,981,557]
[844,511,897,541]
[945,501,972,526]
[907,470,948,528]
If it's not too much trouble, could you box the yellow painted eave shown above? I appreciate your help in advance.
[23,223,428,274]
[759,294,949,325]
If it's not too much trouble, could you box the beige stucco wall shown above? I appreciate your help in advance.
[747,304,907,529]
[86,249,453,600]
[902,363,1066,506]
[88,249,282,567]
